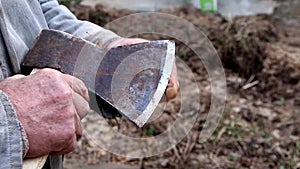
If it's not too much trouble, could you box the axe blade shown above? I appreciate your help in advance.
[22,29,175,127]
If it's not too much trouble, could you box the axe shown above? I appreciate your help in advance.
[22,29,175,128]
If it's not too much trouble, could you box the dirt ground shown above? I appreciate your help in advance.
[64,1,300,169]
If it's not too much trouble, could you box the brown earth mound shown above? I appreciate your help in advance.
[64,3,300,169]
[70,4,298,97]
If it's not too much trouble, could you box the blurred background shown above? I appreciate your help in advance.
[59,0,300,168]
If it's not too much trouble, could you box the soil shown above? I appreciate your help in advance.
[64,1,300,168]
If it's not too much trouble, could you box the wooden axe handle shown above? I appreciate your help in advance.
[23,155,48,169]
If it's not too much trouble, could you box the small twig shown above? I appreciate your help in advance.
[183,134,192,158]
[184,131,200,158]
[217,127,226,140]
[242,80,259,90]
[245,74,255,85]
[172,147,182,163]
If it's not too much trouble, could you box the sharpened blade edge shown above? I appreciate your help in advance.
[133,41,175,127]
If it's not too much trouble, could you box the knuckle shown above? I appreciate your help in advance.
[64,127,76,140]
[85,101,91,112]
[166,88,177,100]
[39,69,63,85]
[82,87,90,101]
[75,78,88,92]
[68,141,77,153]
[53,88,72,102]
[65,108,76,121]
[60,87,73,99]
[39,68,61,76]
[82,84,88,94]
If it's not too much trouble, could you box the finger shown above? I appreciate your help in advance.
[167,81,174,88]
[166,77,180,100]
[50,134,77,155]
[123,38,149,45]
[73,108,83,138]
[49,109,81,155]
[170,62,179,87]
[62,74,90,102]
[73,92,90,119]
[108,38,149,48]
[169,75,180,90]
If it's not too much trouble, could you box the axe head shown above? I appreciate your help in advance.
[22,29,175,127]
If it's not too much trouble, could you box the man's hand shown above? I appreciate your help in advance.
[108,38,180,100]
[0,68,90,158]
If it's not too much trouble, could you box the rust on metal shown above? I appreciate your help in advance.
[22,29,175,127]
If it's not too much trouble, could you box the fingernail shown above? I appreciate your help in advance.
[168,82,174,87]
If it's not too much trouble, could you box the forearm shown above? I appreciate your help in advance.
[39,0,121,47]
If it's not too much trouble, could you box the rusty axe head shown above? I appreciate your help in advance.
[22,29,175,127]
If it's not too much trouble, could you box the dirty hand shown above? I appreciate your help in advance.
[0,68,90,158]
[107,38,180,100]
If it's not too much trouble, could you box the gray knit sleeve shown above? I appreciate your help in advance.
[0,91,28,169]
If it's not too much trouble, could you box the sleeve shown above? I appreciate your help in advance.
[0,91,27,168]
[38,0,122,47]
